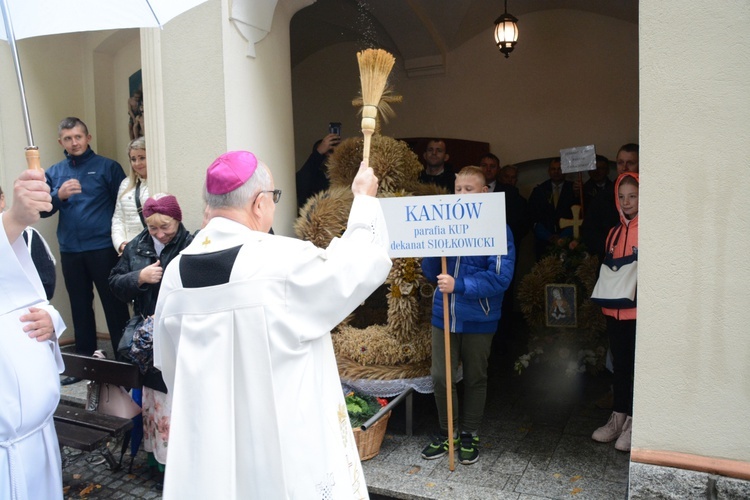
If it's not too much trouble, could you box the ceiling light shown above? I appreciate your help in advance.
[494,0,519,58]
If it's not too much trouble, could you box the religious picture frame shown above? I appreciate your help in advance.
[545,284,577,328]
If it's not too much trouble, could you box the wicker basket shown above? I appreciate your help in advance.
[352,410,391,461]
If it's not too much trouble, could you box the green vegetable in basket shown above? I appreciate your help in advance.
[344,392,388,427]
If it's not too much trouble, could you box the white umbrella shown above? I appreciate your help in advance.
[0,0,208,168]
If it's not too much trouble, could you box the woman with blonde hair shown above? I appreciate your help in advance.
[109,193,192,488]
[112,137,149,254]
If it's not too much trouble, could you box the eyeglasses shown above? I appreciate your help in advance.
[255,189,282,204]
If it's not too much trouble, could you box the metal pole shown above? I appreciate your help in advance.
[360,387,414,431]
[143,0,163,28]
[1,0,35,147]
[405,390,413,436]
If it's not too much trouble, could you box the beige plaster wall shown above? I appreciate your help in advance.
[1,30,144,340]
[636,1,750,462]
[0,34,86,188]
[291,9,638,178]
[149,0,299,236]
[149,0,225,230]
[99,30,142,166]
[221,1,299,236]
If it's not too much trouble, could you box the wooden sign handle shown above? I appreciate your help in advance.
[441,256,456,471]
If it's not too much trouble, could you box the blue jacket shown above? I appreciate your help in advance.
[422,225,515,333]
[41,147,125,253]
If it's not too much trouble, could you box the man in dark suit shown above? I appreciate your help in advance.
[528,157,579,260]
[479,154,529,246]
[581,155,613,217]
[479,154,530,366]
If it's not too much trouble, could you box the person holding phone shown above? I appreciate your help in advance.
[295,123,342,210]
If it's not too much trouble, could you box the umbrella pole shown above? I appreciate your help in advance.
[1,0,41,170]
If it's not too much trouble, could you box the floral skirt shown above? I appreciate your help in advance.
[142,387,170,464]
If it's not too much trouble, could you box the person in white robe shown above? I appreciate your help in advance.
[0,169,66,500]
[154,151,392,499]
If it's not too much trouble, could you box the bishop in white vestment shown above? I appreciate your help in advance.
[1,170,66,500]
[154,151,392,499]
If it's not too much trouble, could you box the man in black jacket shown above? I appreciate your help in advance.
[479,154,529,245]
[419,139,455,193]
[528,157,579,260]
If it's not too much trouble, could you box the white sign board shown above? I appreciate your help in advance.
[560,144,596,174]
[379,193,507,258]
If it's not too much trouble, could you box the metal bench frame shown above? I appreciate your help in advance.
[56,353,142,471]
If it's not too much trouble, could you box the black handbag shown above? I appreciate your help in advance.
[129,315,155,374]
[117,315,144,361]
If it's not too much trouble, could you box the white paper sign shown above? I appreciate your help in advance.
[379,193,507,258]
[560,145,596,173]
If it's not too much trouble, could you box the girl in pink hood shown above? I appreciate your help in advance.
[591,172,638,452]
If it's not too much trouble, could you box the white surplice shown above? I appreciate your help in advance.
[154,196,392,499]
[0,214,66,500]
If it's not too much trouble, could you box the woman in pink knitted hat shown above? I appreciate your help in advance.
[108,193,193,489]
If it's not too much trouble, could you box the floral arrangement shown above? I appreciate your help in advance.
[345,392,388,428]
[515,237,608,376]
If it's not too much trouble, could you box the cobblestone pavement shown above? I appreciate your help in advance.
[58,350,390,499]
[62,445,163,499]
[59,341,164,500]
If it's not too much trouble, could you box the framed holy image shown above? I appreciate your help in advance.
[545,284,577,328]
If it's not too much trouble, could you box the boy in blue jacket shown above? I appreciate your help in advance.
[421,166,515,465]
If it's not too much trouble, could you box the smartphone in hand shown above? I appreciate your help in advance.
[328,122,341,136]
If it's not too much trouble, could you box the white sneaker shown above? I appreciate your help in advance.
[591,411,626,442]
[615,416,632,452]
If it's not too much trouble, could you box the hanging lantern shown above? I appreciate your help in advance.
[494,0,519,58]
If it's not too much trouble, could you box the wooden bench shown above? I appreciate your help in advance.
[56,353,142,471]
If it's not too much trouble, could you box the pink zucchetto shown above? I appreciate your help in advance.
[143,193,182,221]
[206,151,258,195]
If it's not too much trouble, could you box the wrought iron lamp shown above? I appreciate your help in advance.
[494,0,519,58]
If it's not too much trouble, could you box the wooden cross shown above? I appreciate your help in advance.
[559,205,584,239]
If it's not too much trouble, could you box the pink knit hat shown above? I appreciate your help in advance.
[206,151,258,195]
[143,193,182,221]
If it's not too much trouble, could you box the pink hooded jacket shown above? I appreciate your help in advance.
[601,172,639,321]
